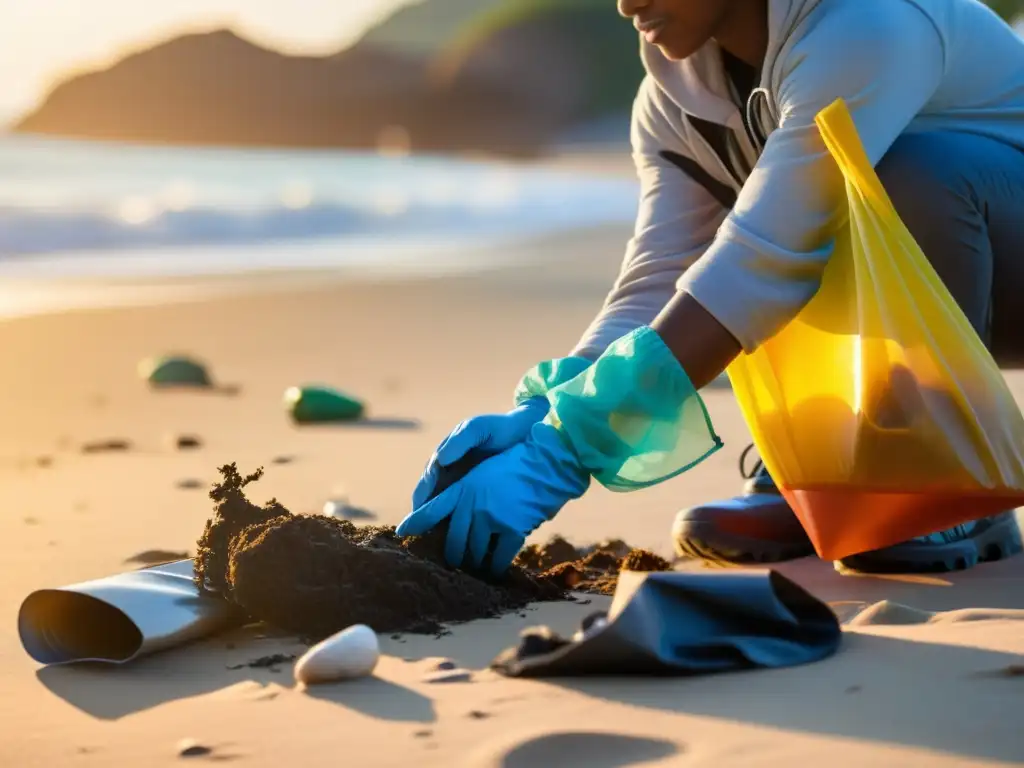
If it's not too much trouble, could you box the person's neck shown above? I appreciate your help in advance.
[713,0,769,68]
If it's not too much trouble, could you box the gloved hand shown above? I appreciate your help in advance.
[412,397,549,509]
[397,420,590,576]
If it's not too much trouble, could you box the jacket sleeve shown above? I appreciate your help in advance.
[570,77,728,360]
[677,2,945,352]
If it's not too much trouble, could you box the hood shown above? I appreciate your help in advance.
[639,0,824,126]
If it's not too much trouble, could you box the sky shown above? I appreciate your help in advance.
[0,0,413,119]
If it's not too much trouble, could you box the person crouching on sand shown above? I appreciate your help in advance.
[398,0,1024,575]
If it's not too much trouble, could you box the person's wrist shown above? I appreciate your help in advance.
[514,356,592,406]
[530,420,590,500]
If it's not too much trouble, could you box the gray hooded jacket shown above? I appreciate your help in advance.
[572,0,1024,358]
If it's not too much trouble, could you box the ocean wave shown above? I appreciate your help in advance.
[0,194,633,257]
[0,134,639,260]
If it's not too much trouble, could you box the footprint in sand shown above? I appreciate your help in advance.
[487,732,681,768]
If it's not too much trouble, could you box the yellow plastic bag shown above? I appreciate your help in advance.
[726,99,1024,561]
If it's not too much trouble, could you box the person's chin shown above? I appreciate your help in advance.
[654,38,700,61]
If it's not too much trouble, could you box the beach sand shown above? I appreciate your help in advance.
[2,224,1023,766]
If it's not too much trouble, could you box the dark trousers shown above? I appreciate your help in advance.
[877,131,1024,367]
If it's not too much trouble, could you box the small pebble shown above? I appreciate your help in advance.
[81,439,132,454]
[271,455,295,465]
[227,653,296,671]
[845,685,863,694]
[175,435,202,450]
[432,659,457,671]
[176,479,204,490]
[176,739,212,758]
[322,499,376,520]
[422,669,472,684]
[35,456,53,468]
[413,730,433,739]
[467,710,490,720]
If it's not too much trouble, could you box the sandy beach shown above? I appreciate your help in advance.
[3,223,1024,767]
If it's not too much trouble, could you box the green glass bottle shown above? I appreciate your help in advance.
[284,385,365,423]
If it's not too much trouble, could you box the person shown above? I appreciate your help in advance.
[398,0,1024,576]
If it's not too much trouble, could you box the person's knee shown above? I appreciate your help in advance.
[875,133,969,229]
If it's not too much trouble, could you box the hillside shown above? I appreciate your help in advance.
[15,1,639,155]
[355,0,508,56]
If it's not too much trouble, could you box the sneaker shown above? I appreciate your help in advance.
[675,444,1024,573]
[673,445,814,564]
[837,512,1023,573]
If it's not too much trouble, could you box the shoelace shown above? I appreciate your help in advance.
[739,443,764,480]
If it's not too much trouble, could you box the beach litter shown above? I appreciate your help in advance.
[174,435,203,450]
[18,559,241,666]
[226,653,296,671]
[80,438,132,454]
[422,668,473,684]
[294,624,379,685]
[322,499,376,521]
[140,355,212,388]
[490,569,842,678]
[176,739,213,759]
[284,385,364,424]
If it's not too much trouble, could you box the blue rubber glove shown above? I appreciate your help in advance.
[397,420,590,576]
[412,397,549,510]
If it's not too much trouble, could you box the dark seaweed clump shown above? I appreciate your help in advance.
[194,465,565,638]
[193,465,673,639]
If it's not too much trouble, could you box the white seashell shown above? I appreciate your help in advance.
[295,624,380,685]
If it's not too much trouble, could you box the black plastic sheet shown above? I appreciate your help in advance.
[492,569,841,677]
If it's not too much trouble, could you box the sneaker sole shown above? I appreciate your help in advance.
[836,514,1024,574]
[673,520,816,566]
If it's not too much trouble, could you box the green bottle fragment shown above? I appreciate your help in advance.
[139,356,212,387]
[285,385,365,423]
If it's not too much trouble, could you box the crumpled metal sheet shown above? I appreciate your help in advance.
[491,569,842,677]
[18,559,243,666]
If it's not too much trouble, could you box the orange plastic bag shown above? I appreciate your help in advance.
[726,99,1024,560]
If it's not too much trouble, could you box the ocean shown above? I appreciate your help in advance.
[0,133,638,284]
